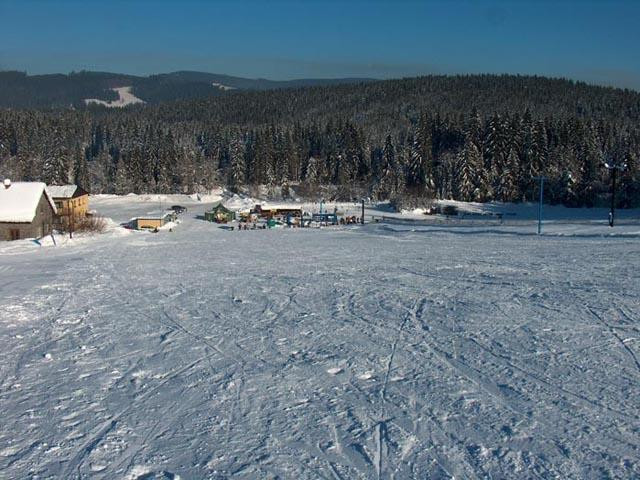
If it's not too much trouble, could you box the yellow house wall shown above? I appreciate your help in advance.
[54,194,89,218]
[136,218,164,229]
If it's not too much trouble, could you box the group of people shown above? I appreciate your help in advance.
[339,216,362,225]
[236,222,267,230]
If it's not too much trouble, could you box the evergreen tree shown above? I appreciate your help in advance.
[305,157,319,184]
[72,146,90,191]
[229,133,246,191]
[375,135,400,199]
[496,148,520,202]
[42,150,68,185]
[456,137,481,201]
[114,156,131,195]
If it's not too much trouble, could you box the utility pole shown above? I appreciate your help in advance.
[603,160,627,227]
[534,176,546,235]
[361,199,365,224]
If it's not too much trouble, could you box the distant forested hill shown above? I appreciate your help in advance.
[0,71,141,108]
[1,74,639,207]
[0,70,375,108]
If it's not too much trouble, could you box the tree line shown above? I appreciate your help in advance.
[0,74,638,207]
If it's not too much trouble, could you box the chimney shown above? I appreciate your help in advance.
[3,179,10,189]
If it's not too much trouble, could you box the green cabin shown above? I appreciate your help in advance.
[205,203,236,223]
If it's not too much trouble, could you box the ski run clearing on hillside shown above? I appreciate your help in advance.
[212,82,236,91]
[0,195,639,479]
[84,87,145,108]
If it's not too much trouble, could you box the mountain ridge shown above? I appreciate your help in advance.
[0,70,377,109]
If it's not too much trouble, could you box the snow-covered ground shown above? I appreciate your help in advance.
[212,82,236,91]
[1,196,639,478]
[84,87,145,108]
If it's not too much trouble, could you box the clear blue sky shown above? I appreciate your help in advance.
[1,0,639,89]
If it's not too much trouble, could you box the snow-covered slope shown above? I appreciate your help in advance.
[211,82,236,91]
[84,86,145,108]
[0,197,639,478]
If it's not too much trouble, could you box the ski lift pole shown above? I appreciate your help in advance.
[534,176,545,235]
[610,167,617,227]
[603,160,627,228]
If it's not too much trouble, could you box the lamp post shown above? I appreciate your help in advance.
[533,176,546,235]
[603,160,627,227]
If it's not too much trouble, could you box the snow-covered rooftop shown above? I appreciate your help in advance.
[46,184,78,199]
[0,181,57,223]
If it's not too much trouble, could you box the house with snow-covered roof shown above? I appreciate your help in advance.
[0,179,57,241]
[46,184,89,225]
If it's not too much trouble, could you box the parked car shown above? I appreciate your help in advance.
[169,205,187,214]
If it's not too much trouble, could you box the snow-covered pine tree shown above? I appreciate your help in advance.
[496,148,520,202]
[517,110,537,201]
[529,121,549,203]
[253,128,275,185]
[273,129,294,185]
[91,149,112,193]
[177,147,197,194]
[576,124,601,206]
[484,113,510,197]
[619,144,639,207]
[42,148,69,185]
[374,135,399,199]
[114,156,131,195]
[128,144,147,194]
[304,156,319,184]
[72,145,90,191]
[288,131,301,182]
[406,132,426,193]
[456,136,481,201]
[154,131,177,193]
[0,117,11,159]
[228,133,246,191]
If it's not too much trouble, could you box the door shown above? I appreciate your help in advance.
[10,229,20,241]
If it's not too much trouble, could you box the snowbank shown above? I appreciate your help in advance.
[0,218,129,255]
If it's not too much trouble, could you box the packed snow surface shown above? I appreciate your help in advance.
[84,87,145,108]
[1,196,639,478]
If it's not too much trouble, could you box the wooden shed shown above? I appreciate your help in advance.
[205,203,235,223]
[132,212,175,230]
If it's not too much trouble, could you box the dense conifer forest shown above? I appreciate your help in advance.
[0,70,374,108]
[1,74,639,207]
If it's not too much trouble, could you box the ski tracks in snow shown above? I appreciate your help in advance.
[2,218,640,478]
[586,305,640,375]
